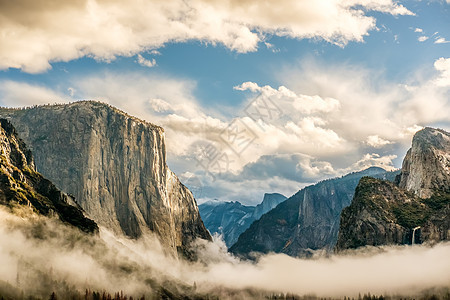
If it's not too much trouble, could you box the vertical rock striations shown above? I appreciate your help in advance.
[397,127,450,198]
[229,167,391,257]
[0,102,210,256]
[0,119,98,233]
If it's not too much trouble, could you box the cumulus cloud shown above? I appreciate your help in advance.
[435,37,449,44]
[2,54,449,205]
[235,82,340,115]
[0,81,71,107]
[0,0,413,73]
[136,54,156,68]
[281,58,450,147]
[148,98,172,113]
[1,57,448,205]
[366,135,393,148]
[418,36,429,42]
[73,71,202,120]
[342,0,414,15]
[351,153,397,171]
[434,58,450,87]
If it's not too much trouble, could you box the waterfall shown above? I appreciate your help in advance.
[412,226,420,245]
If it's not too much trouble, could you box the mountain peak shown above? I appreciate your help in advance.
[398,127,450,198]
[413,127,450,150]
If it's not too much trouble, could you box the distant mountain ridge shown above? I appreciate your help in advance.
[230,167,397,257]
[0,119,97,233]
[199,193,287,247]
[336,127,450,250]
[0,101,211,257]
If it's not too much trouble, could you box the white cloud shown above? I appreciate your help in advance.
[351,153,397,171]
[0,0,413,73]
[0,81,71,107]
[149,98,172,113]
[342,0,414,16]
[418,36,429,42]
[366,135,393,148]
[235,82,340,114]
[281,59,450,147]
[434,57,450,87]
[434,37,450,44]
[136,54,156,68]
[73,71,202,120]
[414,28,423,33]
[2,55,448,205]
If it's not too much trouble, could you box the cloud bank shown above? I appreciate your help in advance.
[1,56,449,204]
[0,0,413,73]
[0,207,449,299]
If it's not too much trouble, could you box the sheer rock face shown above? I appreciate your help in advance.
[0,102,210,256]
[199,201,255,247]
[336,128,450,251]
[252,193,287,221]
[397,127,450,198]
[229,167,390,257]
[0,119,98,233]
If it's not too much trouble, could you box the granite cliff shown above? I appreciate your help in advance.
[336,127,450,250]
[397,127,450,198]
[0,101,211,256]
[229,167,394,257]
[199,193,287,247]
[0,119,97,233]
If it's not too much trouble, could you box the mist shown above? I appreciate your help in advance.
[0,206,449,299]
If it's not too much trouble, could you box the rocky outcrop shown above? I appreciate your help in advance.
[336,127,450,251]
[199,193,287,247]
[0,101,211,256]
[229,167,392,257]
[335,177,413,250]
[336,177,449,250]
[252,193,287,221]
[397,127,450,198]
[0,119,98,233]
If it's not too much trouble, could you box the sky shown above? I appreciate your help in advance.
[0,0,449,205]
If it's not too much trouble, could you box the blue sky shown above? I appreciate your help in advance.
[0,0,449,204]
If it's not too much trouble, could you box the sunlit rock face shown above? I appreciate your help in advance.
[0,118,98,233]
[0,102,211,256]
[336,128,450,251]
[397,127,450,198]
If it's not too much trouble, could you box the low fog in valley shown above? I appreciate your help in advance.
[0,206,448,299]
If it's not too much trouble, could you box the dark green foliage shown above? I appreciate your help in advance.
[392,192,450,229]
[392,201,429,228]
[423,193,450,211]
